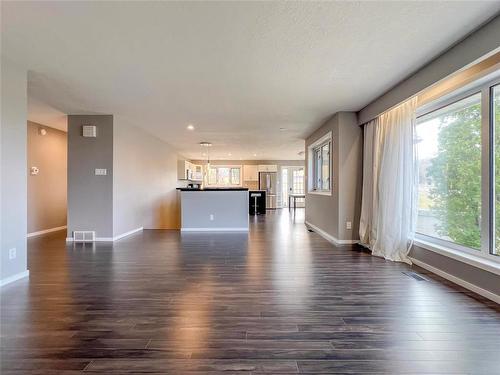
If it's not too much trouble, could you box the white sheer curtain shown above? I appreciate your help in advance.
[359,97,418,264]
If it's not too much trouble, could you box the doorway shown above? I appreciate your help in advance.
[281,166,305,208]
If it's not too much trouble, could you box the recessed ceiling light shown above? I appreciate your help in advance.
[228,153,232,156]
[253,153,257,157]
[187,124,195,130]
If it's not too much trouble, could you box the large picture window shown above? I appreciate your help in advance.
[416,93,482,250]
[416,76,500,262]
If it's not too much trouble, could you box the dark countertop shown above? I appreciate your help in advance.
[177,187,249,191]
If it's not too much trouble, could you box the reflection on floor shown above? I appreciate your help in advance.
[1,208,499,374]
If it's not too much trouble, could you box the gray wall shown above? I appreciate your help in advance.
[410,246,500,297]
[358,15,500,124]
[180,190,248,230]
[305,112,362,242]
[337,113,363,240]
[357,16,500,298]
[1,58,28,281]
[113,120,181,235]
[67,115,113,239]
[27,121,67,233]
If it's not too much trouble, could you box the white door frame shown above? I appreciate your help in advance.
[281,166,305,208]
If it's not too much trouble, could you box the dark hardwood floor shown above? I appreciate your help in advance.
[1,209,499,374]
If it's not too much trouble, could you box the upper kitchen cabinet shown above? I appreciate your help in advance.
[243,165,259,181]
[258,164,278,172]
[178,160,202,181]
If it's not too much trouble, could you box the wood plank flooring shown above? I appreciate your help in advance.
[1,209,499,374]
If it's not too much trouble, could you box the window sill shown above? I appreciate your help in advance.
[307,191,332,196]
[413,238,500,276]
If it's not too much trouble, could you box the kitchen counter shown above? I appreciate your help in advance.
[179,189,249,231]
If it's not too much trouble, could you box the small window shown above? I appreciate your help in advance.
[308,132,332,193]
[207,166,242,186]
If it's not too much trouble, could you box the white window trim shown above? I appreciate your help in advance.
[415,74,500,265]
[206,165,243,187]
[307,131,332,195]
[308,191,332,196]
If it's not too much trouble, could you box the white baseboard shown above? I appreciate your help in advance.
[411,258,500,305]
[305,221,358,246]
[181,227,249,232]
[28,226,67,238]
[0,270,29,287]
[66,227,143,242]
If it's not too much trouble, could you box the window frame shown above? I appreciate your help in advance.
[308,132,332,195]
[206,165,242,187]
[415,75,500,264]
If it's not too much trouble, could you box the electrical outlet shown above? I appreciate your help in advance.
[9,248,16,260]
[209,214,214,221]
[346,221,352,230]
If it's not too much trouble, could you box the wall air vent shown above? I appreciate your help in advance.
[73,231,95,242]
[82,125,97,137]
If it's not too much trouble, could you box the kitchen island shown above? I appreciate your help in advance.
[177,188,249,231]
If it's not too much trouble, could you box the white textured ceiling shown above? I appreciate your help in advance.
[2,1,499,160]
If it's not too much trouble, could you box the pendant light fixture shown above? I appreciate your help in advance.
[199,142,212,186]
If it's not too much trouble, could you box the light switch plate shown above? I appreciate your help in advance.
[95,168,107,176]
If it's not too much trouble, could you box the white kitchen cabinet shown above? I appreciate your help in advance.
[178,160,190,180]
[243,165,259,181]
[178,160,202,181]
[258,164,278,172]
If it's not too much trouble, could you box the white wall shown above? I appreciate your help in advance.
[113,120,181,236]
[1,58,28,282]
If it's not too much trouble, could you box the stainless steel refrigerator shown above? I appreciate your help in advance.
[259,172,277,209]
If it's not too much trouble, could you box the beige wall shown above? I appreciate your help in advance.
[27,121,67,233]
[305,112,362,242]
[113,120,181,235]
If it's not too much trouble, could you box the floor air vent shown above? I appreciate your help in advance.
[73,231,95,242]
[402,271,428,281]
